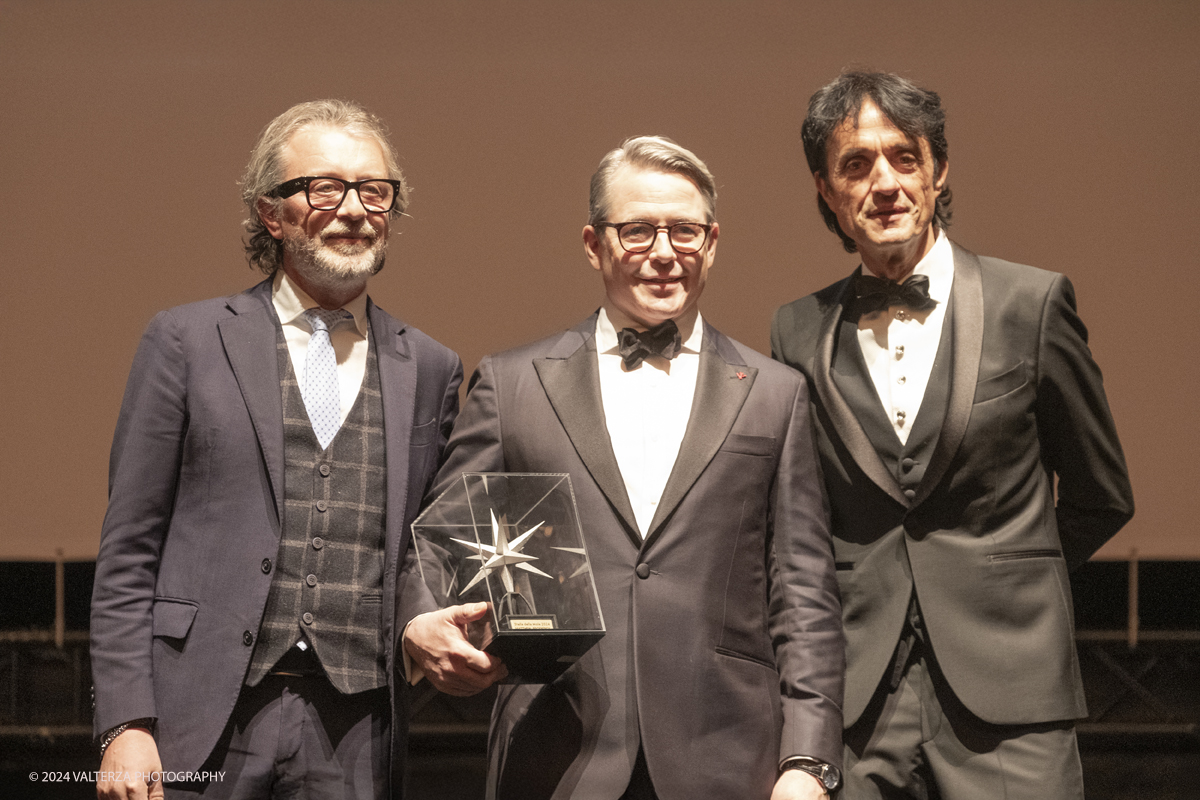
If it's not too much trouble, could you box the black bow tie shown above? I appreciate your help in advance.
[851,273,939,316]
[617,320,682,369]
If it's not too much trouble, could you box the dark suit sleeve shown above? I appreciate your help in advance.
[90,310,187,735]
[1035,275,1134,569]
[769,376,845,767]
[427,351,464,497]
[397,357,504,629]
[432,357,506,494]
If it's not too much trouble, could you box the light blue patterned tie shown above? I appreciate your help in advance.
[303,308,350,449]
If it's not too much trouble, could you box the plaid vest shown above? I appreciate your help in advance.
[246,324,388,693]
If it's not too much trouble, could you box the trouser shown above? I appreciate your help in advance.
[164,650,390,800]
[842,601,1084,800]
[619,745,658,800]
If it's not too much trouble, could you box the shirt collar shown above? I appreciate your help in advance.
[596,306,704,354]
[271,270,370,337]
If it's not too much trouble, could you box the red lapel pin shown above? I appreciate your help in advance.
[736,371,747,380]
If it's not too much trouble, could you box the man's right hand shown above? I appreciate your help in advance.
[404,602,508,695]
[96,727,163,800]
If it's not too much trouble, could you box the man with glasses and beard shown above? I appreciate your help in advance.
[91,99,503,800]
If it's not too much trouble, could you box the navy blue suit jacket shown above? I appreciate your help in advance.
[90,278,461,775]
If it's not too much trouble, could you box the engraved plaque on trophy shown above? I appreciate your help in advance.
[410,473,605,683]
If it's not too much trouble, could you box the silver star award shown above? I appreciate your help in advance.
[452,510,554,595]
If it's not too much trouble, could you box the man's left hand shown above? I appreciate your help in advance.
[771,768,829,800]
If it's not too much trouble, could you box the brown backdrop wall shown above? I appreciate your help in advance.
[3,0,1196,559]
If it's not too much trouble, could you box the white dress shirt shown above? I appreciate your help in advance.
[856,231,954,445]
[596,306,703,538]
[271,271,370,424]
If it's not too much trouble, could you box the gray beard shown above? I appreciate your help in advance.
[283,228,387,295]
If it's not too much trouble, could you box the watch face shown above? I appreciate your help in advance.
[821,764,842,790]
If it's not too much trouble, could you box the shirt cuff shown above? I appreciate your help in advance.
[400,615,432,686]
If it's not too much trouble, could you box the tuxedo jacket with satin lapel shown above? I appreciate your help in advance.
[770,242,1134,728]
[410,313,844,800]
[90,278,462,783]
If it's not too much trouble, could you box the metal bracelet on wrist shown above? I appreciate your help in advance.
[99,718,155,758]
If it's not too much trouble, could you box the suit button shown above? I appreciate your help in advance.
[901,458,915,472]
[302,612,314,625]
[319,464,331,477]
[904,489,917,500]
[242,631,254,646]
[635,563,651,579]
[316,500,328,512]
[261,558,272,574]
[306,574,318,587]
[312,537,324,550]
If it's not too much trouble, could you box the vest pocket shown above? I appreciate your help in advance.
[354,593,383,628]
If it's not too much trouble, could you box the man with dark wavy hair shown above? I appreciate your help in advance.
[771,71,1133,798]
[91,99,502,800]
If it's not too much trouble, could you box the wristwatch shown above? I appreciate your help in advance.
[780,755,842,792]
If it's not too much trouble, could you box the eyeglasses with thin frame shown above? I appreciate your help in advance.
[268,176,402,213]
[594,221,712,255]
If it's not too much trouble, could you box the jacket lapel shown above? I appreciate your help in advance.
[370,301,417,566]
[534,315,641,545]
[813,273,909,506]
[219,279,286,524]
[912,244,983,506]
[642,323,756,546]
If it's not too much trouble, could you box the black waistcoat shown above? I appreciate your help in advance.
[831,296,956,498]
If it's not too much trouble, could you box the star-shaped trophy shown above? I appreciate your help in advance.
[453,510,552,595]
[410,473,606,683]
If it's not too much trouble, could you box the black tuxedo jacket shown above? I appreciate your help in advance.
[770,243,1133,727]
[406,313,844,800]
[91,278,462,783]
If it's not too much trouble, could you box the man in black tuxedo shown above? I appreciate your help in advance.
[405,136,845,799]
[770,71,1134,799]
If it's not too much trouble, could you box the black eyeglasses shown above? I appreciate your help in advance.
[268,176,402,213]
[594,221,712,254]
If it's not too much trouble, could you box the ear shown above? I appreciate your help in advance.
[934,158,949,191]
[704,222,719,265]
[258,197,285,239]
[583,225,604,272]
[814,172,834,208]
